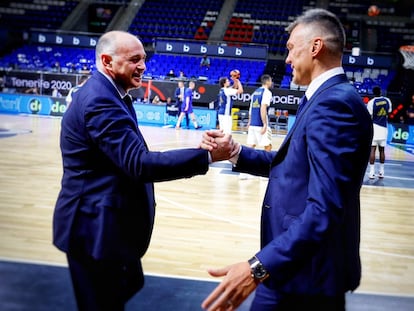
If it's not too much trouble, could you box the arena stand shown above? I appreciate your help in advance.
[0,0,79,31]
[0,0,412,121]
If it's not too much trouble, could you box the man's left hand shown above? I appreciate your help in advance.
[201,262,257,311]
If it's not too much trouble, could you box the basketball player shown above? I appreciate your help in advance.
[217,76,243,134]
[175,80,202,129]
[246,74,273,151]
[366,86,392,178]
[239,74,273,180]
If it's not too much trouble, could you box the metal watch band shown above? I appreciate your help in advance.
[248,256,269,281]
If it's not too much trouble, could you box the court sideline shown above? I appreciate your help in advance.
[0,114,413,310]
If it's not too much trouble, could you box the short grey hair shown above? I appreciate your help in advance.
[286,9,346,56]
[96,32,118,61]
[95,31,131,68]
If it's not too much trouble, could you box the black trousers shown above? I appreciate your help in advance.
[251,284,346,311]
[67,254,144,311]
[278,294,345,310]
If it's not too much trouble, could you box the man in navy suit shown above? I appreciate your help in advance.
[201,9,373,310]
[53,30,235,311]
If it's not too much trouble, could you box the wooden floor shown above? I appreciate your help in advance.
[0,114,413,297]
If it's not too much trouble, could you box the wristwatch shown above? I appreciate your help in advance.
[248,256,269,282]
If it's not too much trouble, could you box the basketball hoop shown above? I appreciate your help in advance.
[399,45,414,70]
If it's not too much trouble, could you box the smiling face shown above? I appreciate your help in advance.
[285,24,314,86]
[99,32,146,92]
[110,38,146,91]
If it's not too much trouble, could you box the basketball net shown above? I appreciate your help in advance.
[399,45,414,70]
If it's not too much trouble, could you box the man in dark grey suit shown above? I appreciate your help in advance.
[202,9,373,311]
[53,30,235,311]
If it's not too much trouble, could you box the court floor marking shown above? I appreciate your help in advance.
[157,194,259,231]
[157,194,414,261]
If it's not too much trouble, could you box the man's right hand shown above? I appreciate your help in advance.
[199,130,240,162]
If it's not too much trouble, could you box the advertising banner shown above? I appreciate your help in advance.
[130,80,304,111]
[0,93,67,116]
[1,71,303,111]
[342,53,393,68]
[155,38,268,60]
[1,66,307,112]
[30,31,99,48]
[388,123,414,146]
[1,92,413,146]
[1,71,78,96]
[133,104,217,129]
[0,93,217,128]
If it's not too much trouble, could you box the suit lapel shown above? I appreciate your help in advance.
[94,72,137,121]
[272,74,348,166]
[94,72,147,148]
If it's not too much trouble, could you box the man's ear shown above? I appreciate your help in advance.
[101,54,113,68]
[311,38,323,55]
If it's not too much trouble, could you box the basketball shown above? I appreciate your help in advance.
[230,69,241,79]
[368,5,380,16]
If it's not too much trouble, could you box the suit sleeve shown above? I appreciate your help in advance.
[85,96,209,182]
[233,146,275,177]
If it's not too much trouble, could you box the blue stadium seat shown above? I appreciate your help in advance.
[0,0,79,31]
[129,0,222,44]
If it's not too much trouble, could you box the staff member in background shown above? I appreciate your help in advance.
[201,8,373,310]
[53,30,235,311]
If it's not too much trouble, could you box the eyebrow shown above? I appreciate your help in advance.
[128,54,146,60]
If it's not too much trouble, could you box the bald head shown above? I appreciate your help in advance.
[95,31,141,70]
[95,31,146,91]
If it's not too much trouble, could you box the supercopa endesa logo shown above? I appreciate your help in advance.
[28,98,42,114]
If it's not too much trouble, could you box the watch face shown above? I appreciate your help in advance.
[249,257,268,281]
[254,266,267,279]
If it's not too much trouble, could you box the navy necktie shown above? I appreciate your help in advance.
[296,95,308,116]
[123,95,137,120]
[124,94,148,148]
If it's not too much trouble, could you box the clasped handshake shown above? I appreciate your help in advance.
[199,130,241,163]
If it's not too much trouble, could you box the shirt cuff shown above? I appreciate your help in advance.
[208,152,212,164]
[229,145,242,165]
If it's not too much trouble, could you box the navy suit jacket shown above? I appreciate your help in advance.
[53,71,209,261]
[235,74,373,296]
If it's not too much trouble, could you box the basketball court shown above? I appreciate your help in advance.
[0,113,413,310]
